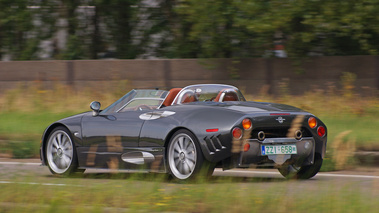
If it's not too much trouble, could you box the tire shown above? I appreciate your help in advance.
[45,126,82,176]
[167,129,212,181]
[278,154,323,180]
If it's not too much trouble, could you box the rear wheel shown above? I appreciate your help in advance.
[167,129,213,181]
[278,154,323,179]
[45,127,82,176]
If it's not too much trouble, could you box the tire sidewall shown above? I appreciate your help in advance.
[278,154,323,179]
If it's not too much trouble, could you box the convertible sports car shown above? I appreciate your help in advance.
[40,84,327,180]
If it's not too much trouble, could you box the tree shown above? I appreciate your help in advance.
[0,0,37,60]
[232,0,379,57]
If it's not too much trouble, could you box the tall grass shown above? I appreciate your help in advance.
[0,77,378,160]
[0,80,131,113]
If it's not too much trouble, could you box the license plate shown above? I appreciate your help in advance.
[261,145,297,155]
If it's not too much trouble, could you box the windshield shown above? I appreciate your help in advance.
[101,89,168,113]
[171,84,245,105]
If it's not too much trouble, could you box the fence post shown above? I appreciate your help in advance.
[67,60,75,88]
[164,60,172,89]
[265,58,273,95]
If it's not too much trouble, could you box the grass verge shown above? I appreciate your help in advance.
[0,173,378,212]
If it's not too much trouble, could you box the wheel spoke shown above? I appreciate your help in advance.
[51,148,57,154]
[178,161,184,174]
[173,152,179,159]
[175,158,181,168]
[186,154,195,163]
[64,150,73,159]
[53,156,60,168]
[178,137,184,150]
[64,153,72,162]
[57,133,63,146]
[62,143,72,151]
[184,160,194,173]
[183,162,190,174]
[62,155,71,167]
[61,136,68,148]
[52,153,59,161]
[186,145,194,155]
[52,138,59,149]
[184,138,191,150]
[174,145,180,153]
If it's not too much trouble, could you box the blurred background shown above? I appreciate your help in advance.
[0,0,378,167]
[1,0,379,60]
[1,0,379,167]
[1,1,379,212]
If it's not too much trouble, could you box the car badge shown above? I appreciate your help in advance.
[276,116,285,123]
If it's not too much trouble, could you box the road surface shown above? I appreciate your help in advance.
[1,158,379,184]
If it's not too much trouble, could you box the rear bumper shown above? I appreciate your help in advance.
[238,137,316,167]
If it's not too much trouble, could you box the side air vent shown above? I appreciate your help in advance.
[203,135,226,155]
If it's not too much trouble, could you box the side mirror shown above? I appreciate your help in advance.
[90,101,101,116]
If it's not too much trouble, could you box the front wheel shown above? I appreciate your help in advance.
[45,126,82,176]
[167,129,212,181]
[278,154,323,179]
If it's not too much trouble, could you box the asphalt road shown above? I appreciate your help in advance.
[1,158,379,184]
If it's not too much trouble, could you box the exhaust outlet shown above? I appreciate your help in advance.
[295,130,303,140]
[257,131,265,141]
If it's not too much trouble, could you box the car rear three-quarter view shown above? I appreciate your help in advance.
[218,106,327,179]
[40,84,327,181]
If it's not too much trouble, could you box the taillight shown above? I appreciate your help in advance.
[243,143,250,152]
[308,117,317,129]
[232,127,243,139]
[317,126,326,137]
[242,118,252,130]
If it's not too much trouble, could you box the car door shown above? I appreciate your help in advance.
[81,110,148,147]
[79,109,149,168]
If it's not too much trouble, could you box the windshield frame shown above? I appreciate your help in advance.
[100,89,168,114]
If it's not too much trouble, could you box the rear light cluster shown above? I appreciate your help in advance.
[317,126,326,137]
[232,118,252,140]
[308,117,317,129]
[242,118,252,130]
[232,127,242,139]
[243,143,250,152]
[232,118,253,152]
[308,117,326,137]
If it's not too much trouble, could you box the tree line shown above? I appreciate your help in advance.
[1,0,379,60]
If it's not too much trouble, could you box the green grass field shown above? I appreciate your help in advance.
[1,173,378,213]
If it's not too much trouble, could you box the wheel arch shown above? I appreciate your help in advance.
[40,123,70,165]
[163,127,195,149]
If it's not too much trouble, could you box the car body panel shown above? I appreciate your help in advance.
[40,84,327,175]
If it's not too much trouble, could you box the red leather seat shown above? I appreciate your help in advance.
[162,88,182,107]
[182,93,197,103]
[214,89,239,102]
[223,92,239,101]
